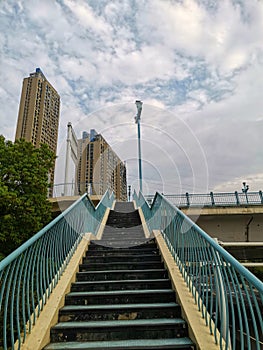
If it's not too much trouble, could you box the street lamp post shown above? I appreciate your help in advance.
[242,182,249,204]
[135,100,143,193]
[128,185,131,202]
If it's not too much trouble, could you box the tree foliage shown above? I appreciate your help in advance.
[0,136,56,259]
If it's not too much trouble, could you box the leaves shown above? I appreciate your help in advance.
[0,136,56,258]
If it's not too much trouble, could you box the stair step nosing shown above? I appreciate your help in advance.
[67,289,174,297]
[90,239,154,241]
[77,269,166,274]
[82,259,161,263]
[73,279,170,285]
[86,248,158,251]
[95,241,156,243]
[44,337,194,349]
[86,252,158,254]
[85,252,159,254]
[80,262,163,267]
[81,261,161,264]
[61,302,178,311]
[53,318,186,329]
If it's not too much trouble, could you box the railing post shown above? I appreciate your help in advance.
[259,190,263,204]
[186,192,190,206]
[235,191,240,205]
[210,192,215,206]
[213,239,231,348]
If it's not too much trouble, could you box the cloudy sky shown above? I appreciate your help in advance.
[1,0,263,195]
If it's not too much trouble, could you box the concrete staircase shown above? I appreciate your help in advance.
[44,202,195,349]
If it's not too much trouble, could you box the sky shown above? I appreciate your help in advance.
[1,0,263,195]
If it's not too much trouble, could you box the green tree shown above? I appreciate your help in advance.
[0,136,56,258]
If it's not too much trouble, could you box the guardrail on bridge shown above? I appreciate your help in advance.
[145,190,263,208]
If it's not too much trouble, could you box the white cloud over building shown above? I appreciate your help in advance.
[1,0,263,193]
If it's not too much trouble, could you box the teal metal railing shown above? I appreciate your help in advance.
[0,190,114,349]
[145,190,263,207]
[134,191,263,350]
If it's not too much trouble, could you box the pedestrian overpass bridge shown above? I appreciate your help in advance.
[0,191,262,350]
[50,192,263,244]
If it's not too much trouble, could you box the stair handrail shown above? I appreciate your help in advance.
[0,189,114,349]
[134,190,263,350]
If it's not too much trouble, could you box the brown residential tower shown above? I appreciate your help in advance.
[15,68,60,196]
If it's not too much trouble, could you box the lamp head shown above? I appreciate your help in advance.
[135,100,143,123]
[135,100,143,109]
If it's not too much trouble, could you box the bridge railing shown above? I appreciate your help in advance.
[145,190,263,208]
[134,191,263,350]
[51,181,117,198]
[0,190,114,350]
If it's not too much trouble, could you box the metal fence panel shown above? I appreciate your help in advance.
[134,190,263,350]
[0,190,114,349]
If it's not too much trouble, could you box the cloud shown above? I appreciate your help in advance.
[64,0,112,35]
[213,173,263,192]
[1,0,263,193]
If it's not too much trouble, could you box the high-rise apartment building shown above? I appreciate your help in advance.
[15,68,60,196]
[76,129,127,201]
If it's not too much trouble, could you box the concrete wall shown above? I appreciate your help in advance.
[197,214,263,242]
[185,211,263,242]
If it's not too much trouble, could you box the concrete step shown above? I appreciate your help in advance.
[76,269,168,281]
[107,208,138,215]
[103,229,144,234]
[101,233,145,239]
[106,219,142,228]
[106,210,142,228]
[104,224,144,230]
[113,202,136,213]
[104,231,151,237]
[59,302,181,322]
[105,222,142,229]
[86,248,159,256]
[44,337,195,349]
[71,279,171,292]
[65,289,175,305]
[50,318,189,342]
[106,222,142,229]
[90,239,155,245]
[82,255,161,264]
[101,236,146,242]
[107,210,139,216]
[88,240,155,247]
[107,213,140,217]
[89,239,155,248]
[79,261,164,271]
